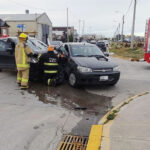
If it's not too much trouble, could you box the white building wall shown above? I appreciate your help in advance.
[37,24,42,41]
[37,13,52,42]
[6,21,37,37]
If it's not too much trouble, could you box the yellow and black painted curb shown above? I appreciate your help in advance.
[86,125,103,150]
[86,92,149,150]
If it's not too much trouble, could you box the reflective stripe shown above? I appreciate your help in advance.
[22,78,28,83]
[44,63,58,66]
[44,70,58,74]
[38,54,42,60]
[17,77,22,81]
[17,64,30,68]
[22,48,26,64]
[48,79,51,85]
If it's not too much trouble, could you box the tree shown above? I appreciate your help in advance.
[69,33,74,42]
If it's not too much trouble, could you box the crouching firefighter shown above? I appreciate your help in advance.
[39,45,64,86]
[15,33,33,89]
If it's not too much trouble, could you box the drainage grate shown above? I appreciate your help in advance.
[57,135,89,150]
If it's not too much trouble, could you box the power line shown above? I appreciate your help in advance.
[125,0,134,17]
[113,0,134,38]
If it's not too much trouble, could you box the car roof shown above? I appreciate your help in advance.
[0,37,47,53]
[64,42,95,46]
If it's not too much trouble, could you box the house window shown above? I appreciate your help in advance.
[2,28,8,35]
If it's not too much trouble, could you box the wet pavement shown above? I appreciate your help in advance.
[28,83,112,136]
[1,57,150,150]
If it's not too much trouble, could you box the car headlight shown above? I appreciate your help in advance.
[113,66,120,71]
[77,66,92,73]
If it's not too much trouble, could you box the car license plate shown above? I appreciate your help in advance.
[100,76,108,81]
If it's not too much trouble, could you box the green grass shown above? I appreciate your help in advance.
[110,46,144,60]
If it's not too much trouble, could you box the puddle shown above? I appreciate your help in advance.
[28,82,112,136]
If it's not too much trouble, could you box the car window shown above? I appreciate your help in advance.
[58,45,69,56]
[27,38,48,52]
[0,41,7,51]
[59,46,66,52]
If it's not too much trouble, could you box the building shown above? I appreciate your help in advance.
[52,26,77,42]
[0,12,52,44]
[0,19,9,37]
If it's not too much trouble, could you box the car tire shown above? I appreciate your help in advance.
[0,69,2,72]
[69,72,78,87]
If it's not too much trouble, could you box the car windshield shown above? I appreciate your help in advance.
[27,38,48,52]
[97,42,105,45]
[70,45,104,57]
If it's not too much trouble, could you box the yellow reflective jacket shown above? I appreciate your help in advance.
[15,41,33,71]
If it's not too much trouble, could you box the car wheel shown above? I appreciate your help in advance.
[69,73,78,87]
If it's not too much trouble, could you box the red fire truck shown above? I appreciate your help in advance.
[144,19,150,63]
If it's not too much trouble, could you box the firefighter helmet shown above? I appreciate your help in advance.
[19,33,28,39]
[48,45,54,51]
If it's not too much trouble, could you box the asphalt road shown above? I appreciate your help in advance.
[0,57,150,150]
[87,57,150,106]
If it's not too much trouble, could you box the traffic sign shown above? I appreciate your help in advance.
[17,24,26,32]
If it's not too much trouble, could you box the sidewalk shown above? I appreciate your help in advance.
[101,93,150,150]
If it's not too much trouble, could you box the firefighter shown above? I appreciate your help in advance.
[39,45,64,86]
[15,33,33,89]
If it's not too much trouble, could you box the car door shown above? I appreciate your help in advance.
[0,40,16,69]
[58,45,69,72]
[64,44,72,75]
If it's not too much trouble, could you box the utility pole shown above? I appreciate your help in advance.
[131,0,137,49]
[82,20,85,35]
[67,8,69,42]
[117,23,120,42]
[79,20,81,35]
[121,15,125,42]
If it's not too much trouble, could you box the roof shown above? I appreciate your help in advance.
[64,42,94,46]
[0,19,9,27]
[0,14,42,22]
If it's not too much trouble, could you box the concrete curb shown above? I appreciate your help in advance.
[86,125,103,150]
[98,92,149,150]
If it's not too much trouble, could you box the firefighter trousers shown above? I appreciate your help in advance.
[17,69,29,88]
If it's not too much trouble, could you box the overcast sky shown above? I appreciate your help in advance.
[1,0,150,37]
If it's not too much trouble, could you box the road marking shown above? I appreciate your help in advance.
[98,91,149,150]
[86,125,103,150]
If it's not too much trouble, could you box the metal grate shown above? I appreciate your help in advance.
[57,135,88,150]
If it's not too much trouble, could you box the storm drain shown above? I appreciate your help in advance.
[57,135,88,150]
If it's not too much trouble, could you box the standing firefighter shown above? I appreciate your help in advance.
[15,33,33,89]
[39,45,64,86]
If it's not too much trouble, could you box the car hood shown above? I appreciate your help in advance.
[72,57,117,69]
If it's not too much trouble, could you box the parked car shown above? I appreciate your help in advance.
[89,40,97,44]
[96,41,107,52]
[0,37,48,81]
[51,41,63,49]
[57,43,120,87]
